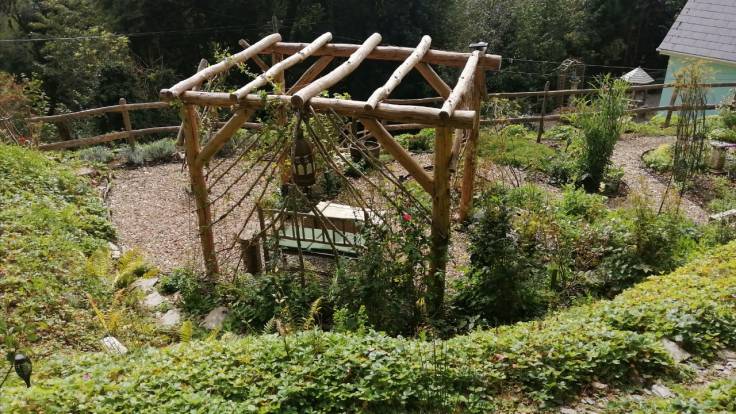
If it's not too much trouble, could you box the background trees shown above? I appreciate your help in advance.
[0,0,688,115]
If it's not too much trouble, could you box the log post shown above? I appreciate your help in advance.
[428,126,453,318]
[664,87,680,128]
[119,98,136,147]
[458,74,484,223]
[176,59,209,147]
[537,81,550,143]
[182,104,219,277]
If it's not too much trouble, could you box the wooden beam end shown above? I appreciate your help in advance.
[160,89,176,101]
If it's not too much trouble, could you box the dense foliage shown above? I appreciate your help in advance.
[2,239,735,412]
[451,183,734,326]
[0,144,167,361]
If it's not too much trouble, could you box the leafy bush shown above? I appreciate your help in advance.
[5,241,736,412]
[330,206,428,335]
[642,143,673,172]
[121,138,176,165]
[606,376,736,413]
[708,127,736,143]
[395,128,434,152]
[718,95,736,130]
[707,176,736,214]
[575,76,629,192]
[77,145,115,164]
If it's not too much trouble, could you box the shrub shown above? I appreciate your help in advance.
[642,143,673,173]
[707,176,736,214]
[330,206,428,335]
[5,241,736,412]
[575,76,629,192]
[708,127,736,143]
[557,184,607,220]
[121,138,177,165]
[395,128,434,152]
[452,190,548,326]
[77,145,115,164]
[718,94,736,130]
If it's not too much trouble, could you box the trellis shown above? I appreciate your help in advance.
[160,32,501,315]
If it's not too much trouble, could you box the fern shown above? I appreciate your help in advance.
[179,321,193,343]
[302,297,323,330]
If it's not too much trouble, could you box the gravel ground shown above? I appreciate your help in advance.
[108,135,710,274]
[610,134,709,224]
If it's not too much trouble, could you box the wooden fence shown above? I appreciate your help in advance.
[481,82,736,141]
[23,82,736,151]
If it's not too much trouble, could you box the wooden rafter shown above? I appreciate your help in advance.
[365,36,432,110]
[238,39,271,72]
[292,33,383,107]
[233,33,333,100]
[440,50,481,120]
[161,33,281,99]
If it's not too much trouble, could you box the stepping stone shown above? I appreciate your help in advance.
[717,349,736,361]
[142,291,166,309]
[651,383,675,398]
[108,241,122,260]
[100,336,128,355]
[131,277,159,293]
[661,338,691,363]
[158,309,181,329]
[201,306,228,330]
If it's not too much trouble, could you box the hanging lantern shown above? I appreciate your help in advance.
[291,118,316,188]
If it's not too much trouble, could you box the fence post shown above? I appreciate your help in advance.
[664,87,679,128]
[537,81,550,143]
[119,98,136,147]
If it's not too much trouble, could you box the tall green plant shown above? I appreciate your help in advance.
[672,62,709,190]
[575,76,629,193]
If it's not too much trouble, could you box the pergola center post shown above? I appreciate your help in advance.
[182,104,219,277]
[428,126,453,317]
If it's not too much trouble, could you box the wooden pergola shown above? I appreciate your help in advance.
[160,32,501,314]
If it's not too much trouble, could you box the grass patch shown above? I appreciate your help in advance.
[3,240,735,412]
[479,126,555,169]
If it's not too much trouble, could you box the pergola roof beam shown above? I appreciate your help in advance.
[161,33,281,99]
[233,33,333,100]
[238,39,271,72]
[365,36,432,110]
[263,42,501,69]
[440,50,481,121]
[415,63,452,98]
[292,33,383,107]
[174,91,475,128]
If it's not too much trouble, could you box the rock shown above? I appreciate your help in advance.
[591,381,608,390]
[560,408,577,414]
[76,167,98,177]
[108,241,122,260]
[717,349,736,361]
[131,277,159,293]
[100,336,128,355]
[158,309,181,329]
[661,338,691,363]
[651,383,675,398]
[201,306,228,330]
[142,291,166,309]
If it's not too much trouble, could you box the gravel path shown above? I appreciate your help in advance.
[611,135,709,224]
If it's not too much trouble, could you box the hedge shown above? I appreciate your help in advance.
[3,240,735,413]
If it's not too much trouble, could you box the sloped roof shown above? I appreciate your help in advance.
[621,67,655,84]
[658,0,736,64]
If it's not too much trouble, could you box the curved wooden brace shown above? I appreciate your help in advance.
[292,33,382,107]
[365,36,432,110]
[161,33,281,99]
[233,33,333,100]
[415,63,452,99]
